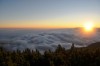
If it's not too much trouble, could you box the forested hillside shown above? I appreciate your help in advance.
[0,43,100,66]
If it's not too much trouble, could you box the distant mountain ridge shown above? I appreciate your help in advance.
[88,42,100,47]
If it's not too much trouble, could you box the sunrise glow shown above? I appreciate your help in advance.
[83,21,94,32]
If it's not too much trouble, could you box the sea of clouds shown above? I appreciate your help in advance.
[0,28,100,52]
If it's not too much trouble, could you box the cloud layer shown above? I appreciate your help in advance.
[0,28,100,52]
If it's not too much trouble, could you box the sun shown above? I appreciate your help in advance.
[83,21,94,32]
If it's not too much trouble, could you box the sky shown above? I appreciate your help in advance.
[0,0,100,28]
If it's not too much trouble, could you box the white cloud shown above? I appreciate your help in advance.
[0,28,100,52]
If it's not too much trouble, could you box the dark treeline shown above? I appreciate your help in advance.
[0,44,100,66]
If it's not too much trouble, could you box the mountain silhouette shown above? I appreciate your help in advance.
[88,42,100,47]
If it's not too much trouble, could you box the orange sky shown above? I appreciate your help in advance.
[0,20,100,29]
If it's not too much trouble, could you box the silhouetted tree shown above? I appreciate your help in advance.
[0,43,100,66]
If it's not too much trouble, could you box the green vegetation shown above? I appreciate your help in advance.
[0,43,100,66]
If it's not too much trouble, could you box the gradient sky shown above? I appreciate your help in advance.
[0,0,100,28]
